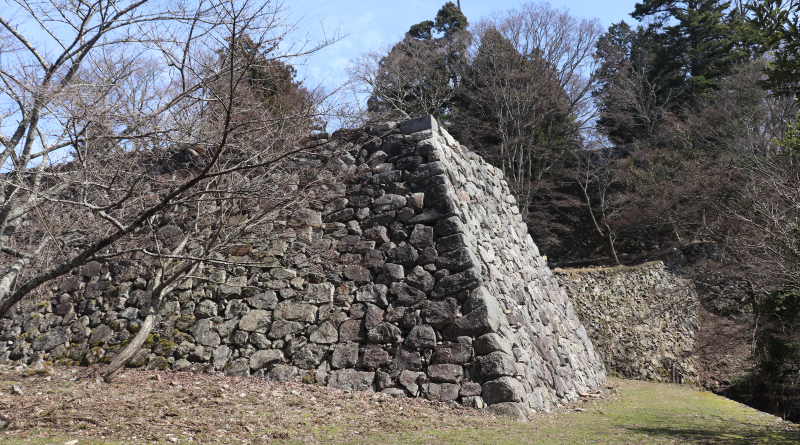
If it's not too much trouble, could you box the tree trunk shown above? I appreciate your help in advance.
[98,314,156,382]
[604,223,620,265]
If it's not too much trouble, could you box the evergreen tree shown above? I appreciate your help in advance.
[750,0,800,98]
[632,0,761,103]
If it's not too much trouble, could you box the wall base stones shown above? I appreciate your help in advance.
[0,115,605,414]
[555,262,698,384]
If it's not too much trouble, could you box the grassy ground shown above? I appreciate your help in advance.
[1,366,797,444]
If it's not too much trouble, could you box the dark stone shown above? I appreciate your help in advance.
[426,383,460,402]
[81,261,103,277]
[372,194,406,213]
[418,247,438,265]
[362,344,390,368]
[192,319,221,347]
[376,263,404,284]
[404,324,436,349]
[482,377,526,404]
[396,156,424,171]
[474,351,518,382]
[363,226,390,244]
[435,248,480,272]
[389,244,418,267]
[274,301,316,323]
[339,319,366,342]
[430,268,482,298]
[405,266,435,292]
[427,363,464,384]
[394,346,422,371]
[362,249,387,270]
[265,365,299,382]
[367,322,402,344]
[54,302,74,316]
[331,342,359,369]
[250,349,284,370]
[384,306,406,323]
[349,303,367,319]
[371,170,404,185]
[434,216,465,237]
[324,208,355,223]
[337,235,362,252]
[424,184,450,208]
[420,298,459,329]
[474,333,513,356]
[408,200,457,224]
[436,233,469,254]
[488,402,528,421]
[416,174,448,193]
[349,195,373,208]
[128,290,151,309]
[391,283,426,307]
[31,326,71,351]
[60,275,82,292]
[461,382,483,397]
[401,310,423,328]
[399,115,437,134]
[431,342,473,365]
[89,324,113,344]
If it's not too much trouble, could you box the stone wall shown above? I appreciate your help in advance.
[554,262,698,383]
[0,116,605,416]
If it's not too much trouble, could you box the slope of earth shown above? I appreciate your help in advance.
[1,366,797,444]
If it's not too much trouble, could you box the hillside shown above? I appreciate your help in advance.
[1,365,797,444]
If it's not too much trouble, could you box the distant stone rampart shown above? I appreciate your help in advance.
[554,262,698,384]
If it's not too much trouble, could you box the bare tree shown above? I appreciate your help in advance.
[0,0,342,379]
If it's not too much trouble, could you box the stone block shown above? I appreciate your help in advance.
[398,115,438,134]
[362,344,390,368]
[474,351,517,382]
[430,268,481,298]
[430,342,473,365]
[238,309,272,332]
[420,298,459,329]
[274,301,316,323]
[426,382,460,402]
[250,349,284,370]
[427,364,463,383]
[327,369,375,391]
[482,377,526,405]
[367,322,402,344]
[405,324,436,349]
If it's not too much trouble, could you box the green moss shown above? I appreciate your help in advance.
[302,372,316,385]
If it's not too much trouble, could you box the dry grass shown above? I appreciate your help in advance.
[0,365,797,444]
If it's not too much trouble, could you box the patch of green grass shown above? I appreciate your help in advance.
[335,379,799,445]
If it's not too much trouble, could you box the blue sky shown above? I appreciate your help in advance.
[287,0,641,91]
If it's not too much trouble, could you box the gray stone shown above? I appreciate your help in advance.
[250,349,284,370]
[372,170,404,185]
[367,322,402,344]
[192,319,221,348]
[405,324,436,349]
[399,370,423,396]
[355,284,389,307]
[482,376,526,405]
[344,266,372,282]
[120,307,139,320]
[238,310,272,332]
[424,184,451,208]
[363,226,390,244]
[372,194,406,213]
[247,291,278,310]
[327,369,375,392]
[250,332,271,350]
[426,382,460,402]
[224,358,250,377]
[212,345,231,370]
[217,318,239,338]
[306,283,334,304]
[292,343,328,369]
[461,381,483,397]
[274,301,317,323]
[430,267,482,298]
[431,343,473,364]
[408,161,446,183]
[292,209,322,228]
[427,364,463,383]
[309,321,338,344]
[418,247,438,265]
[364,305,385,330]
[396,156,424,171]
[399,115,438,135]
[224,299,246,318]
[420,298,459,329]
[268,320,304,339]
[405,266,435,292]
[31,326,71,351]
[488,402,528,421]
[474,333,514,356]
[339,319,366,342]
[474,351,517,382]
[265,365,299,382]
[88,324,113,344]
[367,150,388,166]
[435,247,480,272]
[81,261,103,277]
[331,342,359,369]
[362,344,390,368]
[462,396,485,409]
[363,249,387,270]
